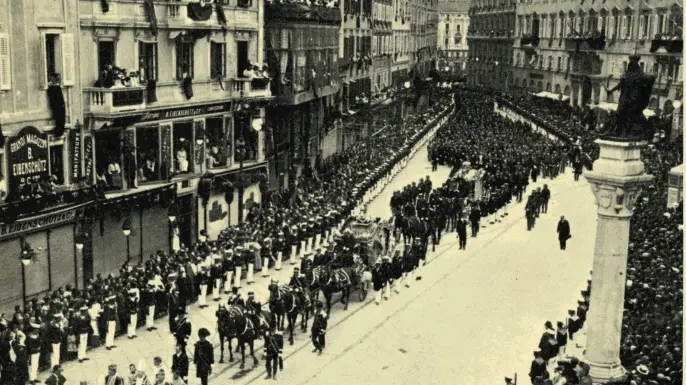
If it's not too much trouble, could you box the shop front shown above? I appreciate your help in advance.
[0,206,88,315]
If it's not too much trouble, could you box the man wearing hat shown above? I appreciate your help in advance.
[300,251,314,273]
[126,289,139,339]
[372,259,384,305]
[211,254,224,302]
[390,251,404,294]
[245,292,262,333]
[193,328,214,385]
[198,262,211,309]
[528,350,547,384]
[222,247,235,294]
[227,286,245,307]
[75,305,91,363]
[44,365,66,385]
[141,282,157,332]
[47,313,64,369]
[567,310,579,341]
[26,318,42,383]
[263,326,284,380]
[289,268,305,291]
[310,302,327,355]
[104,364,124,385]
[103,295,118,350]
[380,255,393,301]
[174,309,192,349]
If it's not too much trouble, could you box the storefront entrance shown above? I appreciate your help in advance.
[176,194,195,248]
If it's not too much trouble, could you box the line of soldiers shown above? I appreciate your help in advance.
[524,185,551,231]
[371,238,428,305]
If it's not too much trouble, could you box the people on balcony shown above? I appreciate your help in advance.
[176,143,190,174]
[106,159,123,190]
[206,146,227,169]
[140,156,159,182]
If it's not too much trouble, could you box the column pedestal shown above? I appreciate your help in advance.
[582,139,653,384]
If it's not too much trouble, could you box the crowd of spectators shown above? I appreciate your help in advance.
[0,91,454,385]
[505,91,683,385]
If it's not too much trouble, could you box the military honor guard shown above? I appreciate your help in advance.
[47,314,64,368]
[402,242,416,287]
[142,282,157,332]
[198,265,210,308]
[390,251,403,294]
[211,255,224,301]
[380,255,393,300]
[222,247,235,294]
[76,305,91,363]
[234,246,244,288]
[174,309,192,348]
[310,302,327,355]
[194,328,214,385]
[27,319,42,383]
[126,289,139,339]
[372,259,384,305]
[104,295,118,350]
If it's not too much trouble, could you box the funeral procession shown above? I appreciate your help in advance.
[0,0,682,384]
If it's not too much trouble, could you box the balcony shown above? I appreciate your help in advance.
[228,78,272,100]
[265,2,341,24]
[650,33,683,54]
[84,86,147,115]
[564,32,606,51]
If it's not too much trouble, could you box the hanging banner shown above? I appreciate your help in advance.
[70,129,82,181]
[7,126,49,196]
[84,135,94,184]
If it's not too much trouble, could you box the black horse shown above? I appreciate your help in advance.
[268,283,310,345]
[319,263,366,312]
[223,305,260,369]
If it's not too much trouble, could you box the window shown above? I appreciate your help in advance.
[210,42,226,78]
[445,23,449,34]
[444,38,449,48]
[625,15,633,38]
[138,42,158,82]
[206,117,230,169]
[94,129,124,191]
[42,32,75,87]
[557,56,561,70]
[0,33,10,90]
[136,126,161,183]
[97,41,115,73]
[175,40,194,80]
[48,142,65,185]
[639,14,650,39]
[236,41,250,77]
[173,122,194,174]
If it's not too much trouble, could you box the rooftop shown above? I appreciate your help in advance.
[438,0,469,13]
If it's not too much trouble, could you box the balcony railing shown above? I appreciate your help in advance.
[84,86,147,115]
[228,78,272,99]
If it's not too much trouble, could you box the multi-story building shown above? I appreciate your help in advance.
[373,0,395,94]
[0,0,271,313]
[437,0,469,78]
[511,0,682,118]
[466,0,516,90]
[410,0,439,75]
[264,0,341,189]
[391,0,413,87]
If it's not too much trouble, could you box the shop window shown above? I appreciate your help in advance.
[210,42,226,78]
[97,41,115,73]
[237,41,250,77]
[49,142,65,185]
[173,122,194,174]
[136,126,161,182]
[94,129,123,191]
[138,42,158,82]
[176,40,194,80]
[234,114,257,162]
[206,117,229,168]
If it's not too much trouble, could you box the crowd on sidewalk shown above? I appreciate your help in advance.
[505,92,683,385]
[0,90,455,385]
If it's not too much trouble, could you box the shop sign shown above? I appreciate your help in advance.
[0,208,77,239]
[135,103,231,124]
[7,126,49,195]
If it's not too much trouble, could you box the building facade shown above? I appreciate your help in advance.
[391,0,413,87]
[263,0,341,189]
[466,0,516,90]
[0,0,270,313]
[410,0,439,75]
[437,0,469,78]
[511,0,682,121]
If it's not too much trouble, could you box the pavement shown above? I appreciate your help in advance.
[46,119,597,385]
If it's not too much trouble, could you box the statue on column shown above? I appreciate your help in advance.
[603,54,656,140]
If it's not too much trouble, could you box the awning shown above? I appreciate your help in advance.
[534,91,570,102]
[596,102,655,117]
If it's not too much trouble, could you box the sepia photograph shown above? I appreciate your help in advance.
[0,0,682,384]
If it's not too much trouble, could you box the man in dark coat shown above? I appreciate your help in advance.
[541,184,551,214]
[468,203,480,237]
[456,215,468,250]
[372,260,384,305]
[263,328,284,380]
[171,343,189,382]
[193,328,214,385]
[310,302,327,355]
[556,216,571,250]
[174,310,192,348]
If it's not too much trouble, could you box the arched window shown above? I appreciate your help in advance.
[554,84,561,94]
[546,83,552,92]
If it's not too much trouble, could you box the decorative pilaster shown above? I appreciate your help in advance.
[582,139,654,384]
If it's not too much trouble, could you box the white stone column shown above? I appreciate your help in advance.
[582,139,654,383]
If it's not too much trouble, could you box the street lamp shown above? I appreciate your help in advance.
[168,202,177,223]
[122,217,132,260]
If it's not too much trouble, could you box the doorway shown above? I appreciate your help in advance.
[176,194,195,248]
[581,78,592,105]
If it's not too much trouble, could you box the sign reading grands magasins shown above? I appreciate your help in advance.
[7,126,49,194]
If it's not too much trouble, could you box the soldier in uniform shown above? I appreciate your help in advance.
[456,215,468,250]
[76,306,91,363]
[126,289,139,339]
[245,292,262,335]
[211,256,224,302]
[390,251,403,294]
[26,319,42,383]
[222,248,235,294]
[227,287,245,307]
[469,202,481,237]
[402,242,416,287]
[141,282,157,332]
[198,265,210,308]
[174,309,192,349]
[372,259,384,305]
[103,295,118,350]
[380,255,393,300]
[289,267,305,290]
[300,252,314,274]
[234,246,245,289]
[47,314,64,369]
[263,327,284,380]
[525,194,536,231]
[168,283,181,334]
[310,302,327,355]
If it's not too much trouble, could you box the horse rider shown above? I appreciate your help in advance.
[300,251,314,273]
[227,287,245,307]
[245,292,262,334]
[289,267,306,290]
